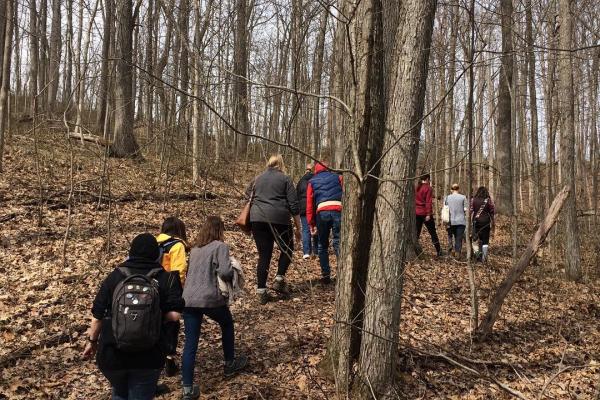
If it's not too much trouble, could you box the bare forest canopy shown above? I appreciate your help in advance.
[1,0,600,399]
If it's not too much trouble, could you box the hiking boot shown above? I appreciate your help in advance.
[257,290,271,305]
[320,276,332,285]
[224,355,248,377]
[302,254,310,260]
[181,385,200,400]
[156,383,170,396]
[272,279,290,295]
[164,357,178,377]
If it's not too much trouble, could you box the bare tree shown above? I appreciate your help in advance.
[0,0,14,172]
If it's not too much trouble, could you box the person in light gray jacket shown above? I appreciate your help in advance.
[444,183,468,257]
[181,216,247,400]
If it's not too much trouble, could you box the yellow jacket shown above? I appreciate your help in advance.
[156,233,188,285]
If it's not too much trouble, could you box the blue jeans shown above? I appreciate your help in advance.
[300,215,319,255]
[316,211,341,278]
[449,224,466,253]
[182,307,235,386]
[101,369,161,400]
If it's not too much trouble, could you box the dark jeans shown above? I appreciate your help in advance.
[316,211,341,278]
[300,215,319,255]
[416,215,441,254]
[474,221,491,245]
[101,368,161,400]
[182,306,234,386]
[251,222,294,289]
[449,224,465,253]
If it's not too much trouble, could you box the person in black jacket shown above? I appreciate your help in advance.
[296,163,319,259]
[82,233,184,400]
[245,154,301,304]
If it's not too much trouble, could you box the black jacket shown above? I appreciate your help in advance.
[246,168,299,225]
[91,258,184,371]
[296,171,313,216]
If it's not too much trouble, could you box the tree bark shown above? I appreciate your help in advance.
[111,0,140,157]
[47,0,62,110]
[232,0,251,154]
[557,0,582,281]
[526,0,540,221]
[0,0,14,173]
[495,0,514,214]
[356,1,436,398]
[29,0,40,116]
[97,0,113,132]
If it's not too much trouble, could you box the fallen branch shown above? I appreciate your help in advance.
[0,213,16,223]
[0,323,87,369]
[68,133,112,146]
[476,186,570,340]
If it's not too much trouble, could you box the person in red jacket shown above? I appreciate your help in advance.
[306,161,343,284]
[415,174,443,257]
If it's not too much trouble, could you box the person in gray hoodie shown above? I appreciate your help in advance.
[444,183,468,257]
[180,216,247,400]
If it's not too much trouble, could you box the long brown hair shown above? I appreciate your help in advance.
[161,217,188,241]
[194,216,225,248]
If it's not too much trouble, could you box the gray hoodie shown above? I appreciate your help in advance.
[183,240,233,308]
[445,193,468,226]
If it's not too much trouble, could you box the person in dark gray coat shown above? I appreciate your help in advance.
[181,216,247,400]
[245,154,301,304]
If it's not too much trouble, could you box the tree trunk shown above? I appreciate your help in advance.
[0,0,14,173]
[232,0,250,154]
[111,0,140,158]
[495,0,514,214]
[526,0,540,221]
[97,0,113,131]
[64,0,74,105]
[29,0,40,116]
[356,1,436,398]
[557,0,582,281]
[47,0,61,110]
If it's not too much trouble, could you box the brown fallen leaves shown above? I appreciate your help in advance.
[1,130,599,399]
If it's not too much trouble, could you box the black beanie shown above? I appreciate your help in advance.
[129,233,160,262]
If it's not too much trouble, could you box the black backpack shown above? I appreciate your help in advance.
[111,267,163,351]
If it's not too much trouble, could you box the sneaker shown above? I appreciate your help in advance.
[181,385,200,400]
[257,290,271,305]
[164,357,178,377]
[224,355,248,377]
[272,279,290,295]
[302,254,310,260]
[320,276,332,285]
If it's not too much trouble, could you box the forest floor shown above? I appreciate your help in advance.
[1,129,599,400]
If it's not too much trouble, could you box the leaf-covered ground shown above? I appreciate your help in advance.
[0,130,599,399]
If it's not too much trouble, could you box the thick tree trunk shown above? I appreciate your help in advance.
[558,0,582,281]
[356,1,436,398]
[495,0,514,214]
[29,0,40,116]
[310,9,328,157]
[232,0,250,154]
[526,0,540,220]
[111,0,140,158]
[64,0,74,104]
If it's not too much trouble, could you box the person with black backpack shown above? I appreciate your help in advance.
[471,186,495,262]
[82,233,184,400]
[156,217,189,377]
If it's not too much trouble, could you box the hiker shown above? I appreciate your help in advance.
[306,160,342,284]
[415,174,443,257]
[471,186,495,262]
[444,183,468,258]
[296,162,320,259]
[245,154,301,304]
[181,216,248,400]
[156,217,189,378]
[82,233,184,400]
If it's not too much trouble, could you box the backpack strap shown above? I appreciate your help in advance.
[146,268,163,280]
[118,266,133,277]
[475,198,489,220]
[159,238,182,253]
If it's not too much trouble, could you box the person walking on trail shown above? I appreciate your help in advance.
[471,186,495,262]
[181,216,248,400]
[296,163,320,259]
[246,154,301,304]
[156,217,189,378]
[444,183,468,258]
[306,160,342,285]
[82,233,184,400]
[415,174,443,257]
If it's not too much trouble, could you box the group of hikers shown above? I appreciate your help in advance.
[81,155,495,400]
[415,173,495,261]
[81,155,343,400]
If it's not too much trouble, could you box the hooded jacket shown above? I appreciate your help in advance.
[295,171,314,216]
[156,233,188,285]
[306,163,343,227]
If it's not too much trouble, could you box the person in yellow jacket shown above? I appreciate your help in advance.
[156,217,189,380]
[156,217,189,286]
